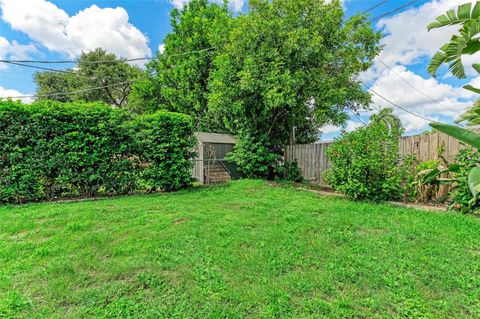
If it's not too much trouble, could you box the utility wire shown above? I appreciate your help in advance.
[1,51,213,100]
[368,0,420,22]
[376,58,458,113]
[362,83,435,122]
[3,81,134,99]
[360,0,390,15]
[3,61,78,74]
[0,47,216,64]
[351,110,367,126]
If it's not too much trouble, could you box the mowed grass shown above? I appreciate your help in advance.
[1,180,480,318]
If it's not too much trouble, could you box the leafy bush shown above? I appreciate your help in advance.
[0,100,194,203]
[133,111,195,192]
[325,123,406,201]
[411,159,442,203]
[227,133,279,179]
[274,160,304,183]
[450,147,480,213]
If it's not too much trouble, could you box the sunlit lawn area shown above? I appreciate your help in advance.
[1,180,480,318]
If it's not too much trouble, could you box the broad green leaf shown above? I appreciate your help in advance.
[463,84,480,94]
[428,3,480,30]
[422,167,449,184]
[430,123,480,149]
[428,50,447,77]
[473,63,480,74]
[448,163,461,173]
[468,166,480,197]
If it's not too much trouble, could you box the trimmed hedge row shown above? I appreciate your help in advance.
[0,100,194,203]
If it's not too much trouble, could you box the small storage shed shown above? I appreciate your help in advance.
[192,132,239,184]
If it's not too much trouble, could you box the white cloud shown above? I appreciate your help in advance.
[320,120,363,136]
[0,86,33,103]
[0,36,37,69]
[170,0,245,11]
[355,0,480,136]
[0,0,151,59]
[376,0,477,67]
[369,65,473,133]
[158,44,165,53]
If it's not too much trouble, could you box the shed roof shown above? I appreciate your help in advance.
[194,132,236,144]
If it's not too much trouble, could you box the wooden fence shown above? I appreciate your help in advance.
[284,130,477,185]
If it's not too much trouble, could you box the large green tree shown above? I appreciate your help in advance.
[208,0,380,176]
[34,48,142,107]
[128,0,232,131]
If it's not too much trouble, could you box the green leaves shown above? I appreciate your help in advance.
[468,167,480,197]
[430,123,480,149]
[0,100,194,203]
[209,0,380,165]
[430,122,480,210]
[427,2,480,30]
[134,111,195,192]
[427,3,480,78]
[326,123,405,201]
[34,48,141,107]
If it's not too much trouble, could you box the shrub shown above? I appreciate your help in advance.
[450,147,480,213]
[133,111,195,192]
[411,159,442,203]
[0,100,194,203]
[325,123,406,201]
[227,133,280,179]
[274,160,304,183]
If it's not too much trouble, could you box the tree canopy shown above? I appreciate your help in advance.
[34,48,142,107]
[128,0,232,131]
[208,0,380,175]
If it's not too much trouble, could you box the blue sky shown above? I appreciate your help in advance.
[0,0,477,139]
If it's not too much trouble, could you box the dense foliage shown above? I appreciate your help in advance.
[428,2,480,213]
[209,0,380,175]
[412,159,442,203]
[325,123,407,201]
[0,100,194,203]
[226,133,279,179]
[274,160,304,183]
[450,147,480,213]
[133,112,195,192]
[35,48,142,107]
[129,0,231,132]
[458,99,480,126]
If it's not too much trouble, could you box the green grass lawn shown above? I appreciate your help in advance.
[1,180,480,318]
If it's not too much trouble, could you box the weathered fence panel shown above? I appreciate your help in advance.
[284,130,478,185]
[284,142,331,185]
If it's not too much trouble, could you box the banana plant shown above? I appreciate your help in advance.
[430,123,480,204]
[428,2,480,79]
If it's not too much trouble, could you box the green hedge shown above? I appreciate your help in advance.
[133,112,194,192]
[0,100,194,203]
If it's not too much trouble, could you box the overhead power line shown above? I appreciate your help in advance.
[350,110,367,126]
[0,47,216,65]
[1,51,213,100]
[376,58,458,113]
[369,0,420,22]
[2,61,77,74]
[2,81,134,99]
[362,83,435,122]
[360,0,390,15]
